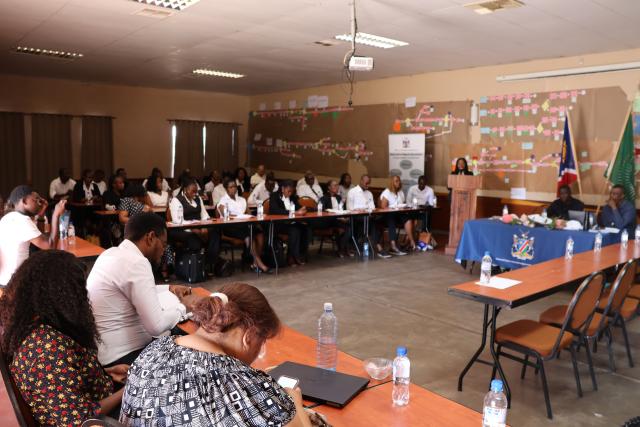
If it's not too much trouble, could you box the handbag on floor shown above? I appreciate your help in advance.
[175,252,206,284]
[419,231,437,248]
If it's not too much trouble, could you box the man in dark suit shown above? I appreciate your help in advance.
[547,184,584,220]
[268,180,310,266]
[72,169,101,203]
[318,179,352,257]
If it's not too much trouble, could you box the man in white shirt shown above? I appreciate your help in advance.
[87,212,197,366]
[49,167,75,200]
[346,175,387,258]
[0,185,66,286]
[248,173,278,205]
[296,171,323,202]
[406,175,437,232]
[250,164,266,188]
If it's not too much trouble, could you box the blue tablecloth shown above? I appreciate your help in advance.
[455,219,620,269]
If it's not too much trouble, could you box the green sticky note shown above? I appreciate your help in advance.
[579,163,592,172]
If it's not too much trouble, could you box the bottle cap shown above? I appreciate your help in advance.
[323,302,333,311]
[484,251,490,257]
[396,346,407,357]
[490,379,503,393]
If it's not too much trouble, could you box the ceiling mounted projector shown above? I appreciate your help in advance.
[348,55,374,72]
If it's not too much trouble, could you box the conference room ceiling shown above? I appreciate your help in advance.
[1,0,639,95]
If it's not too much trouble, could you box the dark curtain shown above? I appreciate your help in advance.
[174,120,204,178]
[204,122,239,175]
[0,112,27,198]
[31,114,72,198]
[81,116,113,174]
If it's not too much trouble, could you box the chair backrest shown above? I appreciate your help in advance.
[298,197,317,209]
[552,271,605,354]
[604,259,636,316]
[263,199,271,214]
[0,349,38,426]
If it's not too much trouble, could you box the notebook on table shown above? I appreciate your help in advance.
[268,361,369,408]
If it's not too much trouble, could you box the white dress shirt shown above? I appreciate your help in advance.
[94,180,107,195]
[247,181,278,205]
[219,194,248,216]
[380,189,406,207]
[0,212,41,286]
[172,182,201,197]
[296,182,323,202]
[148,191,169,207]
[81,182,95,200]
[87,239,187,365]
[281,196,294,211]
[250,173,265,187]
[406,185,436,206]
[49,177,76,199]
[169,195,210,223]
[210,184,227,206]
[142,178,170,192]
[347,185,375,211]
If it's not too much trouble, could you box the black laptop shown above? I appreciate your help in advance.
[268,361,370,408]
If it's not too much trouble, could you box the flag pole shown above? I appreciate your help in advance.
[566,111,582,198]
[595,101,633,217]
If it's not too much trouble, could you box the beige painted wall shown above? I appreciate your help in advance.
[0,74,250,179]
[249,48,640,202]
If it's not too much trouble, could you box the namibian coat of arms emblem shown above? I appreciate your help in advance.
[511,232,534,260]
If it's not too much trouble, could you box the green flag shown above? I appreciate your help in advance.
[605,114,636,201]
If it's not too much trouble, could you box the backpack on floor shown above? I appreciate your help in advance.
[214,258,234,278]
[175,252,206,284]
[263,239,286,269]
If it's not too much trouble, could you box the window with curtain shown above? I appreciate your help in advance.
[81,115,113,174]
[31,114,72,198]
[173,120,205,179]
[204,122,239,175]
[0,112,27,198]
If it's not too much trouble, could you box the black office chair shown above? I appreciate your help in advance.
[0,348,38,426]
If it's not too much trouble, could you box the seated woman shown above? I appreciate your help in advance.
[120,283,313,426]
[234,166,251,195]
[169,178,220,275]
[0,250,129,425]
[268,180,310,266]
[218,180,270,273]
[338,172,353,201]
[145,173,170,207]
[379,175,416,255]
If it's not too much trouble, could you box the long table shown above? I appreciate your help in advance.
[448,241,640,403]
[36,236,105,259]
[180,287,485,426]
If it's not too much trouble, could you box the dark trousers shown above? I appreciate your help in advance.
[170,228,221,266]
[385,213,410,242]
[312,218,351,251]
[353,217,380,247]
[276,223,309,258]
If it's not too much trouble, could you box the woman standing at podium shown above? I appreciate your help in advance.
[451,158,473,176]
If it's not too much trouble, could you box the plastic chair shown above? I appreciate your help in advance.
[0,348,38,426]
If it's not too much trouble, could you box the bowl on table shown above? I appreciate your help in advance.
[363,357,392,380]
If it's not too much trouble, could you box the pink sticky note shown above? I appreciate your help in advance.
[543,129,552,137]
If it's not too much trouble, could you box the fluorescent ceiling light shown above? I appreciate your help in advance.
[132,0,201,11]
[193,68,245,79]
[464,0,525,15]
[334,32,408,49]
[14,46,83,59]
[497,61,640,82]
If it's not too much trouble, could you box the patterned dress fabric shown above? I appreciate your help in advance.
[10,324,113,426]
[120,336,296,426]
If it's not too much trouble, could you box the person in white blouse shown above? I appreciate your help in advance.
[247,173,278,205]
[406,175,437,232]
[49,168,76,201]
[142,167,171,193]
[296,171,323,202]
[145,174,170,207]
[346,175,386,258]
[379,175,416,255]
[203,171,226,206]
[338,173,354,201]
[93,169,108,195]
[87,212,197,366]
[250,164,266,188]
[218,180,270,273]
[170,178,221,276]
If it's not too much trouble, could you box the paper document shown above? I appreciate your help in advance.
[476,277,522,289]
[589,227,619,234]
[232,214,253,219]
[326,209,349,213]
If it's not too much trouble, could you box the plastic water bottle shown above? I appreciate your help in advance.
[482,379,508,427]
[223,204,230,221]
[43,216,50,234]
[288,204,295,218]
[316,303,338,371]
[176,203,184,224]
[363,242,370,258]
[480,251,492,284]
[317,200,323,215]
[59,221,67,240]
[621,229,629,249]
[635,225,640,244]
[392,346,410,406]
[68,222,76,245]
[412,197,418,208]
[565,236,574,259]
[541,208,547,219]
[594,232,602,252]
[502,205,509,216]
[257,200,264,219]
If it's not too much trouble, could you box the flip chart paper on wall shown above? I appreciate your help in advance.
[317,96,329,108]
[510,187,527,200]
[253,133,262,141]
[307,96,318,108]
[405,97,417,108]
[273,102,282,110]
[258,103,266,111]
[289,100,297,109]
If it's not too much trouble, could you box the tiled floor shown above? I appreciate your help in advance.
[195,247,640,427]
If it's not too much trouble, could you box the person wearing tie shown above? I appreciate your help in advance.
[296,170,323,202]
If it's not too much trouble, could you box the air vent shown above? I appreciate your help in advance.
[464,0,524,14]
[131,0,202,11]
[12,46,83,60]
[134,7,174,18]
[314,40,340,47]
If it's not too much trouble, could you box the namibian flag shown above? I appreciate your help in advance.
[557,118,578,195]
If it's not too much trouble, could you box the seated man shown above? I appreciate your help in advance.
[0,185,66,286]
[296,170,323,202]
[49,167,75,201]
[600,184,636,235]
[248,172,278,205]
[250,164,266,188]
[319,179,351,257]
[87,212,196,366]
[547,184,584,219]
[406,175,437,231]
[347,175,387,258]
[268,180,310,266]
